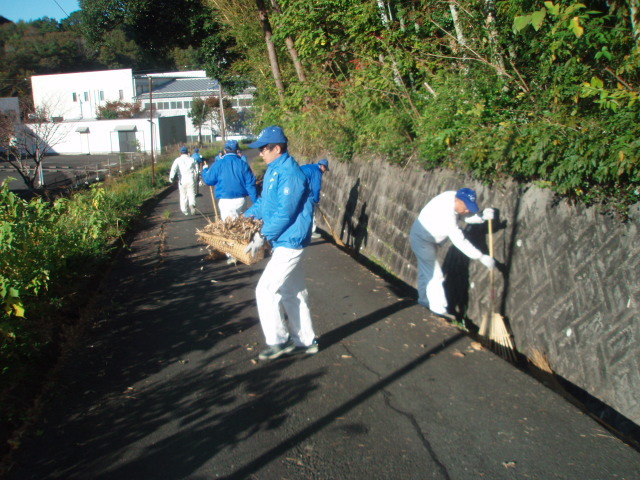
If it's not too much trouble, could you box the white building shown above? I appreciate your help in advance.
[29,69,254,154]
[31,69,135,121]
[134,72,255,143]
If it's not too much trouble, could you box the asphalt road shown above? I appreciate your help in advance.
[5,166,640,479]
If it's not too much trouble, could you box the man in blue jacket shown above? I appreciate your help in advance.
[201,139,258,221]
[301,158,330,238]
[243,126,318,361]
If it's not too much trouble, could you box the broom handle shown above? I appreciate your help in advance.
[488,218,496,315]
[209,186,220,221]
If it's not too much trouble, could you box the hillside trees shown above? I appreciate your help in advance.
[0,16,96,98]
[79,0,235,78]
[206,0,640,211]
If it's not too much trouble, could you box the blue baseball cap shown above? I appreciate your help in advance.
[194,148,199,152]
[224,140,239,151]
[455,188,479,213]
[248,126,288,149]
[318,158,330,170]
[180,146,188,154]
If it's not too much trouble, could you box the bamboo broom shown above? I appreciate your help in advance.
[479,218,517,361]
[318,207,346,247]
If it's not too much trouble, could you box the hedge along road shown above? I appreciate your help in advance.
[5,154,640,479]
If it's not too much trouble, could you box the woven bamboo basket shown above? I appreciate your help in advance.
[197,231,265,265]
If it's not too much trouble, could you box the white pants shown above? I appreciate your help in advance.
[410,223,447,314]
[256,246,315,347]
[218,197,246,221]
[179,182,196,215]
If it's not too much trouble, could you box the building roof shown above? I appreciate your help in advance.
[137,78,220,100]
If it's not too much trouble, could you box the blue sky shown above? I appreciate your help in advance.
[1,0,80,23]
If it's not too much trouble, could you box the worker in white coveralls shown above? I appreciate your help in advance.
[410,188,495,320]
[243,126,318,361]
[169,146,197,216]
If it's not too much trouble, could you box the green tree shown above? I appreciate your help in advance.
[80,0,230,71]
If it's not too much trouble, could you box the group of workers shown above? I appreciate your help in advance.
[170,125,495,362]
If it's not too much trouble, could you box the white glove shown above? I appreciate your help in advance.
[482,208,495,221]
[464,214,484,224]
[244,232,265,257]
[480,254,495,270]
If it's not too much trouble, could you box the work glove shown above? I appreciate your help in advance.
[482,208,495,221]
[464,214,484,224]
[244,232,265,258]
[479,254,495,270]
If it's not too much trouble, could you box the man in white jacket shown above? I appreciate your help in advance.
[169,146,197,216]
[410,188,495,319]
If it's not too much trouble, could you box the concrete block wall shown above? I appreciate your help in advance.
[317,156,640,426]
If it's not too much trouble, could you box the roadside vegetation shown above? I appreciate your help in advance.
[0,158,171,448]
[209,0,640,216]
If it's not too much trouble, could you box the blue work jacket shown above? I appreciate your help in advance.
[245,152,313,250]
[300,163,323,204]
[202,153,258,202]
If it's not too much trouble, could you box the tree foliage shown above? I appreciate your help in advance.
[96,100,143,119]
[207,0,640,212]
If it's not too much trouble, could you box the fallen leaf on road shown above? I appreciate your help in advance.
[502,461,516,469]
[470,341,483,351]
[341,355,352,359]
[452,351,465,358]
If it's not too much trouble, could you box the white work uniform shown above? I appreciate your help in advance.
[256,246,315,347]
[218,197,246,221]
[410,191,483,314]
[169,154,197,215]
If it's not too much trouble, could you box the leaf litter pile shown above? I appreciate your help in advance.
[198,216,263,243]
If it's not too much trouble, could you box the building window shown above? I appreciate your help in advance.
[99,91,105,101]
[84,92,89,101]
[170,101,177,109]
[184,101,191,109]
[156,102,163,110]
[119,90,124,100]
[238,97,253,107]
[163,102,170,109]
[72,92,77,102]
[144,103,151,110]
[176,101,183,109]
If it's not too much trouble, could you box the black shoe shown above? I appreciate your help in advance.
[258,339,295,360]
[289,339,319,355]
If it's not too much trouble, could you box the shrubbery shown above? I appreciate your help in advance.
[212,0,640,215]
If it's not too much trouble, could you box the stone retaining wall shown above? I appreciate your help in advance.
[317,156,640,427]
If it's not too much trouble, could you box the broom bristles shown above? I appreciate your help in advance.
[480,312,517,362]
